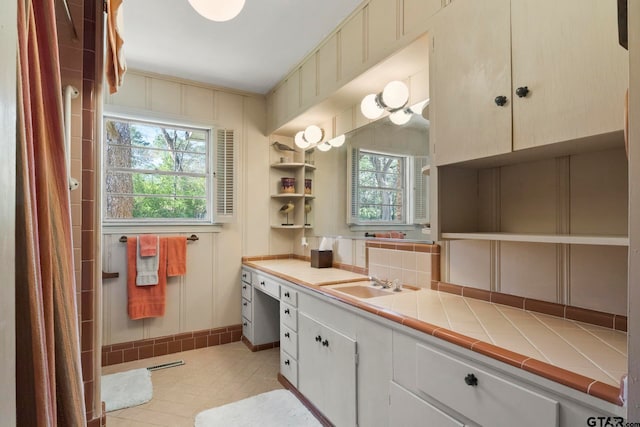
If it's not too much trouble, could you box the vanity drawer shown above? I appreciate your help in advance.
[280,302,297,331]
[242,318,252,342]
[416,344,558,427]
[241,281,251,301]
[241,298,252,321]
[390,381,464,427]
[280,285,297,307]
[280,324,297,359]
[253,274,280,299]
[280,349,298,387]
[241,268,252,285]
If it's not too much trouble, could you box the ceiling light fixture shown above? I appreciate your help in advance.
[294,125,345,152]
[360,80,410,120]
[188,0,246,22]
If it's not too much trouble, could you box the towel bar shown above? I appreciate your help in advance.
[119,234,199,243]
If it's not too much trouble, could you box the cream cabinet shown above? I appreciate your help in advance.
[389,382,465,427]
[431,0,628,166]
[298,312,357,427]
[242,271,280,347]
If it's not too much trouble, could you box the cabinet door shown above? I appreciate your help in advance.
[298,313,357,427]
[431,0,512,166]
[511,0,628,150]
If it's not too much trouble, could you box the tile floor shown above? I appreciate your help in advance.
[103,342,283,426]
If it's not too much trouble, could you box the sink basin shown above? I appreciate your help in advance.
[328,282,418,299]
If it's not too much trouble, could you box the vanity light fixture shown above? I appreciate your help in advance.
[360,80,410,120]
[188,0,245,22]
[294,125,345,152]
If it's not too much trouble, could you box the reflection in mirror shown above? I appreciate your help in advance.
[311,105,430,241]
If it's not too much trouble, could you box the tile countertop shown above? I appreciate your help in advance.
[243,259,626,405]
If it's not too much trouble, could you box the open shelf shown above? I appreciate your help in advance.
[271,193,305,198]
[270,162,316,170]
[441,232,629,246]
[421,165,431,175]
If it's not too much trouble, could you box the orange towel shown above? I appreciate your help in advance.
[167,236,187,277]
[139,234,158,257]
[127,237,167,320]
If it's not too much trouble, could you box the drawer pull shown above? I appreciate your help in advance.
[285,359,290,365]
[322,339,329,347]
[464,373,478,387]
[285,332,290,338]
[260,281,265,286]
[284,308,290,314]
[284,291,290,297]
[243,322,247,326]
[315,335,322,342]
[243,302,247,306]
[242,273,247,278]
[494,95,508,106]
[242,285,247,289]
[515,86,529,98]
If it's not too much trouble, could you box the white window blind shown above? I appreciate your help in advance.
[214,129,236,222]
[412,156,429,224]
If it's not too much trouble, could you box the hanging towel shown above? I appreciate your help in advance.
[139,234,158,257]
[136,236,159,286]
[127,237,167,320]
[166,236,187,277]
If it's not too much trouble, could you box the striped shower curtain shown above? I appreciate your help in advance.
[16,0,87,425]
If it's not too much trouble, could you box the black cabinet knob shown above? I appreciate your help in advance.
[464,373,478,386]
[242,273,246,278]
[243,322,247,326]
[285,332,290,338]
[515,86,529,98]
[284,308,290,314]
[242,285,246,289]
[243,302,247,306]
[285,359,290,365]
[322,339,329,347]
[284,292,290,297]
[494,95,508,106]
[315,335,322,342]
[260,281,265,286]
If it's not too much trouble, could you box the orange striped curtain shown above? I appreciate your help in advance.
[16,0,87,425]
[106,0,126,94]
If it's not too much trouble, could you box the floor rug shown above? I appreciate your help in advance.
[194,389,322,427]
[101,368,153,412]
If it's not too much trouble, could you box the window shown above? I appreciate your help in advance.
[348,148,428,226]
[103,116,235,224]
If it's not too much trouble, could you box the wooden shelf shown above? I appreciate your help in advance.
[441,232,629,246]
[271,193,304,198]
[421,165,431,175]
[270,162,316,170]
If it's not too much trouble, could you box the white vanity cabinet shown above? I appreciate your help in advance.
[240,268,253,342]
[279,284,299,386]
[241,271,280,347]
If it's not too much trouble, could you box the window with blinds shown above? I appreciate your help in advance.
[103,115,236,224]
[348,148,428,226]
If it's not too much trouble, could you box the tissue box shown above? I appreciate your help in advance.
[311,250,332,268]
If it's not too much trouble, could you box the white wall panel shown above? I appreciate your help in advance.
[184,233,215,331]
[183,85,215,122]
[106,72,147,110]
[368,0,398,60]
[300,56,317,109]
[403,0,441,36]
[318,35,339,97]
[448,240,491,290]
[150,78,181,115]
[340,11,365,82]
[500,242,557,300]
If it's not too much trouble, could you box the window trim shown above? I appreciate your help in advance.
[102,112,216,226]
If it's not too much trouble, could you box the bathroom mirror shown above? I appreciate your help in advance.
[310,106,430,241]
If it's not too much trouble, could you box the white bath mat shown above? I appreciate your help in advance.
[194,389,321,427]
[101,368,153,412]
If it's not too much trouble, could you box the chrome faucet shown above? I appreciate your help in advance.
[370,276,391,289]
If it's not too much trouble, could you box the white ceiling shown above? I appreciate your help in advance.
[122,0,364,94]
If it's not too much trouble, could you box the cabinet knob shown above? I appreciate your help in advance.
[515,86,529,98]
[464,373,478,387]
[285,332,290,338]
[284,292,290,298]
[494,95,508,106]
[242,285,247,289]
[315,335,322,342]
[242,273,246,278]
[260,281,265,286]
[285,359,290,365]
[243,322,247,326]
[284,308,290,314]
[322,339,329,347]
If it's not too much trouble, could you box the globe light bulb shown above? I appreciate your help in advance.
[188,0,245,22]
[294,131,310,149]
[304,125,323,145]
[317,141,332,152]
[390,109,412,126]
[382,80,409,109]
[360,94,384,120]
[328,134,345,147]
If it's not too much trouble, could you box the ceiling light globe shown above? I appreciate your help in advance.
[304,125,323,145]
[328,134,345,147]
[390,109,412,126]
[317,141,332,152]
[382,80,409,109]
[188,0,246,22]
[294,131,310,149]
[361,94,384,120]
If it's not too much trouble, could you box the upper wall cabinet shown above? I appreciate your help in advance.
[431,0,629,166]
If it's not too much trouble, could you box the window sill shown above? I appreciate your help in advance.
[102,223,224,234]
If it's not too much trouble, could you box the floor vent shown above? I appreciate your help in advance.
[146,360,185,371]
